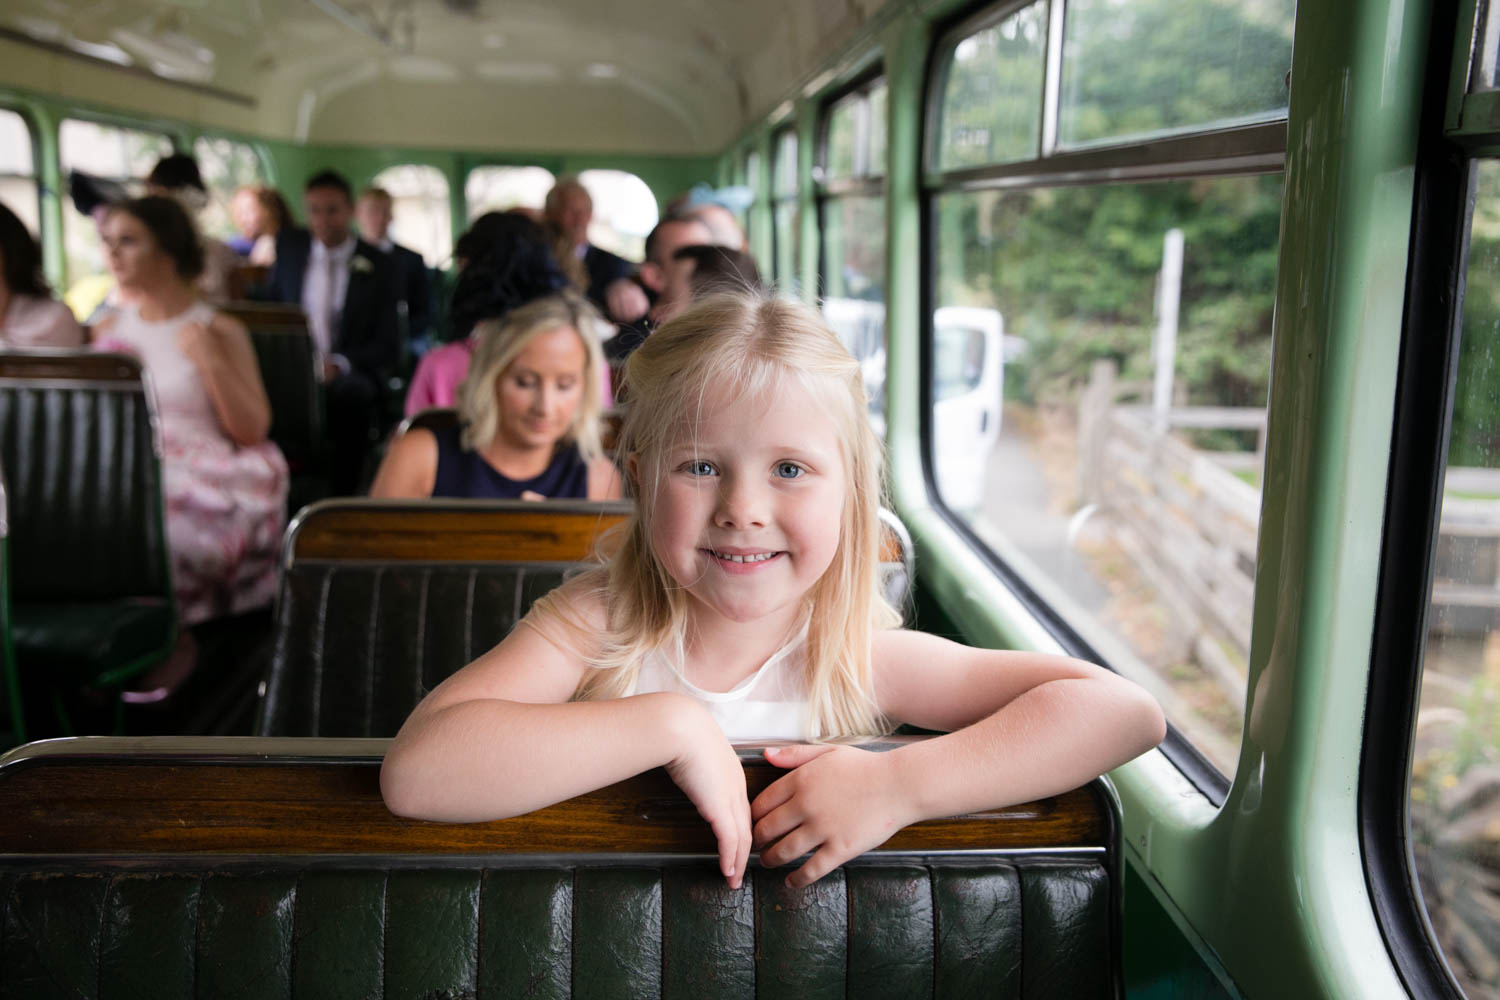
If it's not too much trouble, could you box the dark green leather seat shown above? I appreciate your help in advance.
[0,470,21,748]
[0,737,1123,998]
[0,352,175,732]
[256,499,914,739]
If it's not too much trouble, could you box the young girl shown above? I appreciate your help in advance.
[380,290,1165,889]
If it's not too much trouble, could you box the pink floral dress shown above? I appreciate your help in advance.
[98,302,289,624]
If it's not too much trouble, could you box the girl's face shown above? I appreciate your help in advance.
[651,376,847,632]
[494,324,588,451]
[102,211,172,290]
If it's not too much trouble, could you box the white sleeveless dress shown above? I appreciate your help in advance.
[632,625,815,742]
[97,302,289,624]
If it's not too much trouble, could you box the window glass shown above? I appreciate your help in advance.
[58,119,173,307]
[824,80,888,181]
[193,136,265,242]
[772,130,800,290]
[930,174,1284,777]
[578,169,657,262]
[1412,158,1500,1000]
[1473,0,1500,92]
[1058,0,1294,148]
[935,0,1048,170]
[372,164,452,267]
[0,109,40,238]
[741,148,761,237]
[822,194,887,433]
[465,165,555,220]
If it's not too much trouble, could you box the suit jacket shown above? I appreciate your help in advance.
[385,241,432,343]
[583,243,635,308]
[267,227,401,379]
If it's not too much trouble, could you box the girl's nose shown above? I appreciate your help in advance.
[714,476,767,529]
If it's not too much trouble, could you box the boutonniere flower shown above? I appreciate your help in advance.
[350,255,374,274]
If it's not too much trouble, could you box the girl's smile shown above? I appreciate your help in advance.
[651,377,847,633]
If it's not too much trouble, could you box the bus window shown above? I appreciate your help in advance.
[465,165,555,219]
[1410,157,1500,1000]
[0,109,40,238]
[371,164,452,268]
[1058,0,1293,148]
[772,128,799,291]
[820,77,888,433]
[926,0,1291,786]
[577,168,657,263]
[741,146,760,246]
[58,119,173,311]
[192,136,265,242]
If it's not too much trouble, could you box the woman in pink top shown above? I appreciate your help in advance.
[0,203,84,349]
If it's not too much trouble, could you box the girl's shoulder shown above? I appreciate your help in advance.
[523,571,610,659]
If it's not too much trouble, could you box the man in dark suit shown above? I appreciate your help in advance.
[356,186,433,354]
[267,170,400,495]
[544,177,636,313]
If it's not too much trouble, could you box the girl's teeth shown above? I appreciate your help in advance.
[717,551,774,563]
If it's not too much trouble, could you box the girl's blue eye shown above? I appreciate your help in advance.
[775,462,804,480]
[685,460,717,477]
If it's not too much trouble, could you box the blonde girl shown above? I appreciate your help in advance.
[381,290,1164,888]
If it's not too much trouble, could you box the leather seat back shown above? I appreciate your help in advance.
[0,352,168,603]
[0,738,1123,998]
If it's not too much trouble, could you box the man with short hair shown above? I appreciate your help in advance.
[356,186,432,352]
[603,212,712,361]
[544,177,633,310]
[657,244,763,325]
[267,169,400,494]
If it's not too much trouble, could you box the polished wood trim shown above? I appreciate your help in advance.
[0,350,143,383]
[0,753,1108,857]
[289,501,632,563]
[287,500,907,565]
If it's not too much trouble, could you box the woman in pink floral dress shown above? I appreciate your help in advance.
[95,196,288,665]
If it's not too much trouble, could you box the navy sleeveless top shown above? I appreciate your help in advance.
[430,425,590,499]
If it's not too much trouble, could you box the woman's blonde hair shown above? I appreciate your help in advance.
[456,290,607,460]
[532,289,901,738]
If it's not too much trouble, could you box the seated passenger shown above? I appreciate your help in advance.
[655,243,764,326]
[265,169,401,495]
[0,202,85,348]
[545,176,635,312]
[357,186,433,352]
[145,153,240,304]
[91,196,288,683]
[371,292,621,501]
[62,171,133,323]
[380,290,1165,889]
[404,211,569,416]
[230,185,291,267]
[601,212,712,361]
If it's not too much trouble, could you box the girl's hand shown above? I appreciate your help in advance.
[663,703,752,889]
[177,321,216,366]
[751,745,918,888]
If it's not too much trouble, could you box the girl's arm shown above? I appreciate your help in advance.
[182,314,272,446]
[750,629,1166,886]
[380,581,754,886]
[367,428,439,498]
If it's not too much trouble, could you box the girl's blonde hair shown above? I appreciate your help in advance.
[532,288,901,738]
[456,290,607,461]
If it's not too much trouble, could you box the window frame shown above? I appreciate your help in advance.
[0,105,43,231]
[771,125,800,286]
[1360,0,1500,996]
[919,0,1289,803]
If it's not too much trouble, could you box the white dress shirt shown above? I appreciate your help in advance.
[301,234,357,362]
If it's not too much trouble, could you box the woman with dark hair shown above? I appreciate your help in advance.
[145,152,238,304]
[0,202,84,348]
[403,210,577,415]
[93,196,288,690]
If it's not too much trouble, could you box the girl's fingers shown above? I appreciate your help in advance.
[709,812,744,885]
[786,846,842,889]
[759,824,820,869]
[751,801,800,849]
[749,773,796,822]
[764,744,837,769]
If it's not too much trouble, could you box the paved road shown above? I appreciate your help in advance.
[966,423,1112,614]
